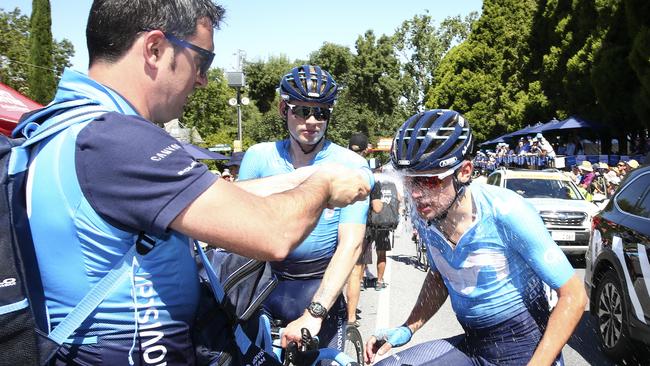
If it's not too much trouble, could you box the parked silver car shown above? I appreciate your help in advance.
[486,168,600,254]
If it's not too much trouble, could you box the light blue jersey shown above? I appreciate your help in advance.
[413,183,574,328]
[238,140,372,278]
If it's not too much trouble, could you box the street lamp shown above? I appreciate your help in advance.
[226,71,248,151]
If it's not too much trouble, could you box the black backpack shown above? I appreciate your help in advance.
[0,102,115,366]
[0,133,57,366]
[367,180,400,230]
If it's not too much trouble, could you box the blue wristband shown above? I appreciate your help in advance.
[375,325,412,347]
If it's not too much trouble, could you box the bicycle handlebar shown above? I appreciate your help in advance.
[270,323,358,366]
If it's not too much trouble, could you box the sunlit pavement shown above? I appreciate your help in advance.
[354,217,633,366]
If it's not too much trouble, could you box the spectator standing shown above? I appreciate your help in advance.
[604,170,621,198]
[537,133,556,158]
[221,168,233,181]
[346,132,373,328]
[515,137,526,155]
[225,151,245,180]
[626,159,640,172]
[367,171,401,291]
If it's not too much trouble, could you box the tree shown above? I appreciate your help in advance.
[28,0,56,103]
[427,0,542,142]
[182,68,232,137]
[243,56,296,114]
[394,11,477,114]
[347,30,401,117]
[0,7,73,97]
[309,42,353,83]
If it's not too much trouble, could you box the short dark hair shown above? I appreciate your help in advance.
[86,0,225,66]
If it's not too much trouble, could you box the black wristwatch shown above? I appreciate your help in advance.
[306,302,328,319]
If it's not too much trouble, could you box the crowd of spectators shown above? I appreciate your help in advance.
[475,133,557,171]
[564,159,640,202]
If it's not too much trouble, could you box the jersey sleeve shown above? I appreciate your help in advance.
[494,193,574,289]
[237,144,264,180]
[339,164,374,224]
[75,113,217,236]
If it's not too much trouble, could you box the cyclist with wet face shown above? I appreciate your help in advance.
[365,110,587,365]
[238,65,373,354]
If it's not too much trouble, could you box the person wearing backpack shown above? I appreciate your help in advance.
[7,1,371,365]
[366,169,401,291]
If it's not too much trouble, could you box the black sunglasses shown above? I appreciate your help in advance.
[285,102,332,121]
[163,32,214,77]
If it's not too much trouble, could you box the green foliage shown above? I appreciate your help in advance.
[28,0,56,103]
[394,11,477,114]
[243,56,296,113]
[309,43,353,82]
[347,30,401,117]
[192,0,650,152]
[0,7,73,98]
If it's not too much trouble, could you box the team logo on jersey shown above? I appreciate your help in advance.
[150,143,182,161]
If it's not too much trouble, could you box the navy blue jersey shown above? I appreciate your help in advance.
[24,69,216,364]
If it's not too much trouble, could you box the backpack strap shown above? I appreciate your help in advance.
[8,102,129,345]
[194,241,256,355]
[48,244,137,345]
[13,98,100,138]
[8,104,110,176]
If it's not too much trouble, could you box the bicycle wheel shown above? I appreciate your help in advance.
[344,326,363,364]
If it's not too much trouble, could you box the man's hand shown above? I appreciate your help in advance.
[281,311,323,349]
[364,326,412,364]
[317,164,371,208]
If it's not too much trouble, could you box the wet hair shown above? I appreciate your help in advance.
[86,0,225,66]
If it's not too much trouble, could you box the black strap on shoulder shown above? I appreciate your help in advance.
[136,232,156,255]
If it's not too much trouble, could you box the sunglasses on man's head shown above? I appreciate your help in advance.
[285,102,332,121]
[163,32,214,77]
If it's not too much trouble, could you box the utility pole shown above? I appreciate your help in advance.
[226,49,248,151]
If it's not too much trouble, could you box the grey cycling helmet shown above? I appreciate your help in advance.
[391,109,473,172]
[279,65,338,105]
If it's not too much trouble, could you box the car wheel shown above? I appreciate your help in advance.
[595,270,633,360]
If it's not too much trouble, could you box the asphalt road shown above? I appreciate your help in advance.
[353,218,648,365]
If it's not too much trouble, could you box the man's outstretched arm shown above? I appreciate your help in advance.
[170,167,370,261]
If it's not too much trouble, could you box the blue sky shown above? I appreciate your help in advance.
[4,1,482,72]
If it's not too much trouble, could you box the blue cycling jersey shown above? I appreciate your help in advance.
[412,183,574,328]
[24,69,216,364]
[238,140,372,279]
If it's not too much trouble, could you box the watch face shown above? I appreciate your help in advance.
[309,302,327,318]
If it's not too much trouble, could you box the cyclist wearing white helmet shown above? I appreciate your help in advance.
[238,65,373,355]
[365,110,587,365]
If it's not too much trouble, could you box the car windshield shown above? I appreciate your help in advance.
[505,178,584,200]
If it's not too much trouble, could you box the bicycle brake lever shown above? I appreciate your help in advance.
[300,328,319,351]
